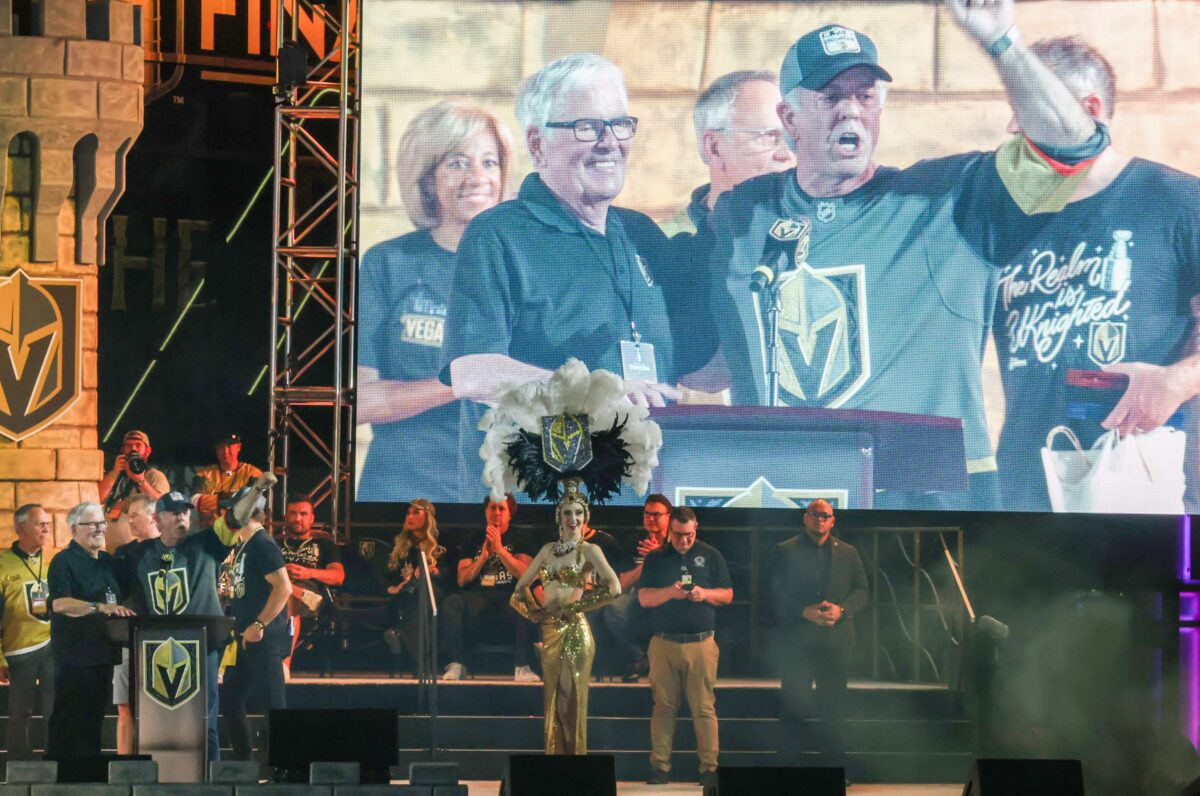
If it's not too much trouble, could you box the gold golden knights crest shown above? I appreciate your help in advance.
[142,637,201,710]
[542,414,592,473]
[0,269,82,441]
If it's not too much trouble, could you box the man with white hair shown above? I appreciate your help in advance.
[46,502,134,760]
[990,37,1200,511]
[662,70,795,237]
[707,0,1109,510]
[440,54,714,405]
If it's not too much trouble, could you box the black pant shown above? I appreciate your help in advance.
[5,647,55,759]
[778,643,850,769]
[220,642,287,760]
[442,590,533,668]
[47,662,113,760]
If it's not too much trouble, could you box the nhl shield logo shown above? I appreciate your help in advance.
[1088,321,1127,366]
[770,263,871,407]
[0,269,82,441]
[816,202,837,223]
[148,567,191,614]
[142,637,201,710]
[541,414,593,473]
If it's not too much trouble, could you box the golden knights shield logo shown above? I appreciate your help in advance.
[148,567,191,614]
[0,269,82,441]
[142,637,201,710]
[768,263,871,407]
[542,414,593,473]
[1088,320,1127,367]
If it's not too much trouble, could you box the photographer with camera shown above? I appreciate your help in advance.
[98,430,170,520]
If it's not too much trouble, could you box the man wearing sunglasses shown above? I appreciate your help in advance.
[770,499,867,782]
[440,54,717,497]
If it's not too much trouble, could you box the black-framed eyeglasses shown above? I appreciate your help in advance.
[78,521,108,531]
[545,116,638,142]
[643,510,669,518]
[806,511,834,520]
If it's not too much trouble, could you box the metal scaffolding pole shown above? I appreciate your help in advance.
[268,0,360,536]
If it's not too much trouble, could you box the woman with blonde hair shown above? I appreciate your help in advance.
[357,99,515,502]
[383,498,448,665]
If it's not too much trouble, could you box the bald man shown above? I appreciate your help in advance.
[770,499,867,781]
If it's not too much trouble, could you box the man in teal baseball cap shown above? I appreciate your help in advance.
[779,24,892,95]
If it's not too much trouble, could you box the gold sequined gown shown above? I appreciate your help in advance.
[513,549,600,755]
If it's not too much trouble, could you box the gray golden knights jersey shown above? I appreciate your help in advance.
[709,155,1036,465]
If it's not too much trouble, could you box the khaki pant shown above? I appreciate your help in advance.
[648,634,719,773]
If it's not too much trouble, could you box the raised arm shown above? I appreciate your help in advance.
[946,0,1095,147]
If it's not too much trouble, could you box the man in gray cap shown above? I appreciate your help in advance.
[707,0,1109,510]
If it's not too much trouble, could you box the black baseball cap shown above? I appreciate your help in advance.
[780,25,893,94]
[156,491,193,514]
[215,433,242,445]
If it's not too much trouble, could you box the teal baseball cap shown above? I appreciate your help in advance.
[780,25,893,94]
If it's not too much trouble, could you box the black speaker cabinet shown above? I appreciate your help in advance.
[705,766,845,795]
[963,758,1085,796]
[502,754,616,796]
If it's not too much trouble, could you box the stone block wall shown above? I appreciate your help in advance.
[1,0,144,545]
[360,0,1200,251]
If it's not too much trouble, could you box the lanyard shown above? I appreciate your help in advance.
[18,550,44,583]
[233,528,259,573]
[580,220,640,343]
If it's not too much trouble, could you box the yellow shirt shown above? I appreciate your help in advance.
[193,461,263,498]
[0,545,59,667]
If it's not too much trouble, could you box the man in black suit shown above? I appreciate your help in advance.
[771,499,868,773]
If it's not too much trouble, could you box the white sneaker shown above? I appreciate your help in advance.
[442,662,465,681]
[514,665,540,683]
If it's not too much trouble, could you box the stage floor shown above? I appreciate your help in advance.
[459,783,959,794]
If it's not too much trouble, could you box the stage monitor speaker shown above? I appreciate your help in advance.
[705,766,845,795]
[502,754,616,796]
[963,758,1084,795]
[268,708,398,784]
[55,754,152,783]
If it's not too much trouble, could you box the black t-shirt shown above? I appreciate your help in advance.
[229,530,290,656]
[357,229,462,503]
[623,530,666,571]
[118,529,231,617]
[640,540,732,635]
[278,534,341,591]
[47,541,122,666]
[385,542,454,597]
[581,529,630,576]
[992,159,1200,510]
[456,528,538,594]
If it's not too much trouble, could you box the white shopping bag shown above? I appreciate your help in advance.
[1040,425,1186,514]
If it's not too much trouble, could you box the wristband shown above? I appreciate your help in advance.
[987,26,1019,59]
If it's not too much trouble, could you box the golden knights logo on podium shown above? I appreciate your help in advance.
[0,269,82,442]
[149,568,192,614]
[142,637,201,710]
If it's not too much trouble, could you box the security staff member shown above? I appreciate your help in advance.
[638,507,733,787]
[117,476,276,761]
[0,504,58,759]
[770,499,868,776]
[46,502,135,760]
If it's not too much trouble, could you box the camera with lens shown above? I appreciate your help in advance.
[126,453,148,475]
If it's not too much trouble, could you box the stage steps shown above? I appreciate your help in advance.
[0,679,975,784]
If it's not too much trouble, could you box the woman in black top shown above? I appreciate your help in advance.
[383,499,447,667]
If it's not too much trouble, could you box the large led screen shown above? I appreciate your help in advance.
[356,0,1200,514]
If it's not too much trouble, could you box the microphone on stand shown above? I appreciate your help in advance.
[750,217,811,292]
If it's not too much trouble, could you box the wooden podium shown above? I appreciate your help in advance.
[648,405,969,509]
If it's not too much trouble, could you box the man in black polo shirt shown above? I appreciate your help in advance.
[770,499,867,777]
[638,507,732,787]
[604,493,672,682]
[46,501,135,759]
[221,489,292,760]
[117,475,275,762]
